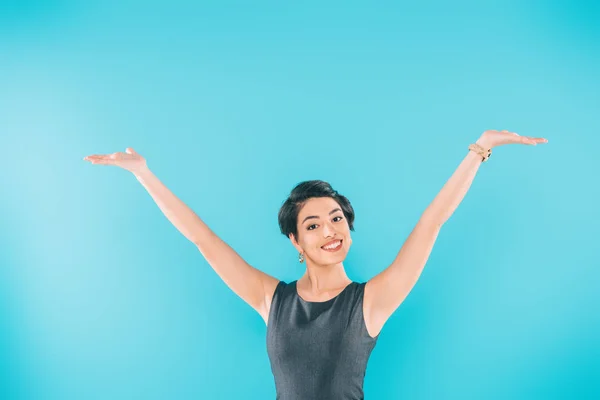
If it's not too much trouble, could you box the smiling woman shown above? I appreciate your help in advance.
[278,180,355,264]
[83,130,548,399]
[266,180,379,399]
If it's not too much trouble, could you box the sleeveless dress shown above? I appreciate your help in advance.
[266,280,380,400]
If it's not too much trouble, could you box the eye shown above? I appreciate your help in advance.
[307,216,344,231]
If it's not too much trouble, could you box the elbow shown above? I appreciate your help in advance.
[418,212,443,230]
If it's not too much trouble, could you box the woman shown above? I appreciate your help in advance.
[83,130,548,399]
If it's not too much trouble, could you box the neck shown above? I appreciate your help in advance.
[299,261,351,294]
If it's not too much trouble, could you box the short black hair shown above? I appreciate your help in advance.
[278,180,355,241]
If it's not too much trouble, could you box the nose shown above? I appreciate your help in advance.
[322,221,336,238]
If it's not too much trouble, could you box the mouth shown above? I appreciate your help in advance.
[321,239,343,252]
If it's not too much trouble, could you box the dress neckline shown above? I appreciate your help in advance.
[293,280,354,304]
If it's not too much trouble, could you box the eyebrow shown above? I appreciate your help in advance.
[301,208,342,225]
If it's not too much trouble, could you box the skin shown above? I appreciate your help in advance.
[289,196,354,301]
[83,130,549,338]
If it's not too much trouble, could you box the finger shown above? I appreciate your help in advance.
[521,136,537,145]
[523,136,542,146]
[93,159,114,165]
[86,156,113,163]
[531,137,548,143]
[523,136,548,144]
[85,154,112,159]
[84,156,105,161]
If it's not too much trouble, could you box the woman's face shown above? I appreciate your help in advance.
[291,197,352,266]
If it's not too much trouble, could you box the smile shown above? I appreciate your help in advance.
[321,239,343,252]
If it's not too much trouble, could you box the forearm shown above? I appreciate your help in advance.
[421,138,490,227]
[132,166,215,245]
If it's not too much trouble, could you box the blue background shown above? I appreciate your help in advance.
[1,1,598,399]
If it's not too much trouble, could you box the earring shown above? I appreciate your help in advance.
[298,252,305,263]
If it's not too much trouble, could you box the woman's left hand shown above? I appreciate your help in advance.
[477,130,549,149]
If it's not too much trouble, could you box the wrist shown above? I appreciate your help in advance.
[132,164,151,179]
[469,139,493,162]
[476,135,494,150]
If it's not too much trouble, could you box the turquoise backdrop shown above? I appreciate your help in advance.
[1,1,598,399]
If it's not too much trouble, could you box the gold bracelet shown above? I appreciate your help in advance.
[468,143,492,162]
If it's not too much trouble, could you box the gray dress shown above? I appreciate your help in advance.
[266,280,380,400]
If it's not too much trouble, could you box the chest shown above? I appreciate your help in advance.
[268,298,368,354]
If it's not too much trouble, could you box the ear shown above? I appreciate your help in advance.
[289,233,302,252]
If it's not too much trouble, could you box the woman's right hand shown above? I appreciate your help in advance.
[83,147,148,174]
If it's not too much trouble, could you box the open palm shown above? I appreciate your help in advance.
[83,148,147,173]
[481,130,548,148]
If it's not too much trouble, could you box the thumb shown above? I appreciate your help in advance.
[125,147,136,155]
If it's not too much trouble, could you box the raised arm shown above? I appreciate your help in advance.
[363,131,548,338]
[84,148,280,325]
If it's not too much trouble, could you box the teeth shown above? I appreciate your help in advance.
[322,240,341,250]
